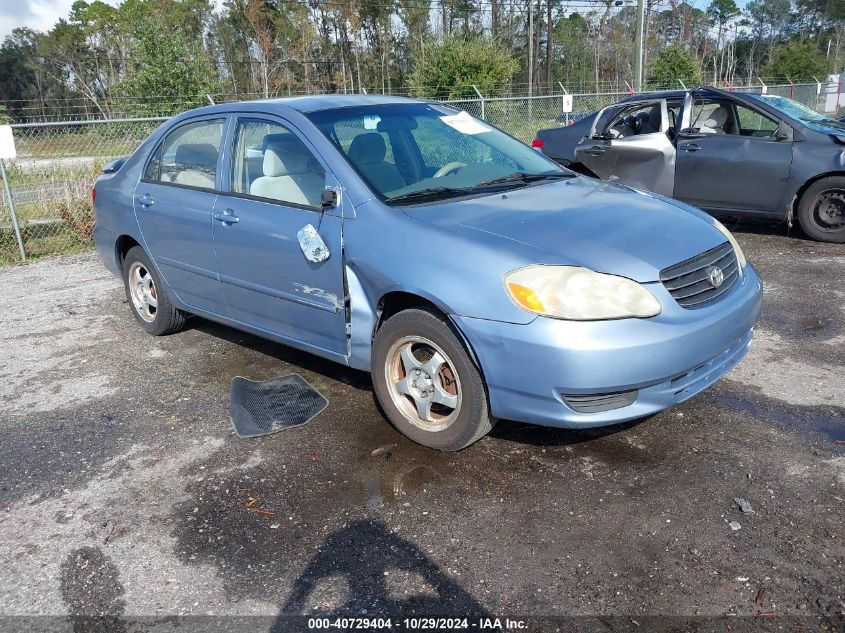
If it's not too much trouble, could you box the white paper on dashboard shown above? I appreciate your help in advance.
[439,111,491,135]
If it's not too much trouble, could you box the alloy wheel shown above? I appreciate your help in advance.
[384,335,462,432]
[127,261,158,322]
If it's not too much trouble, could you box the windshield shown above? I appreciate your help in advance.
[747,94,845,132]
[307,103,566,204]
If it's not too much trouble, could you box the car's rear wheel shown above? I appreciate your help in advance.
[797,177,845,243]
[123,246,186,335]
[372,308,495,451]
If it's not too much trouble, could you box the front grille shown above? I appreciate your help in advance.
[563,390,638,413]
[660,242,738,309]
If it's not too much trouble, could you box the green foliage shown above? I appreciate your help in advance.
[409,35,518,99]
[763,39,831,81]
[118,17,221,116]
[0,104,10,123]
[649,45,702,88]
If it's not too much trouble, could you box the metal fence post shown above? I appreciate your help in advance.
[558,81,569,126]
[471,85,485,120]
[0,158,26,262]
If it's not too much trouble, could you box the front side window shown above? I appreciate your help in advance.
[688,100,778,138]
[230,119,326,209]
[145,119,224,189]
[307,103,563,204]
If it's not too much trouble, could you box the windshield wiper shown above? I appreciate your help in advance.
[387,171,574,204]
[471,171,575,189]
[800,116,845,129]
[388,186,474,204]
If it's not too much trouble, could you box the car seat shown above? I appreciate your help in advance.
[698,105,730,134]
[346,133,405,193]
[250,137,324,207]
[168,143,218,187]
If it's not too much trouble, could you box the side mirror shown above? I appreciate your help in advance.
[321,188,338,209]
[775,121,792,141]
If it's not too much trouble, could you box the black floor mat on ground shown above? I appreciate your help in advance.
[230,374,328,438]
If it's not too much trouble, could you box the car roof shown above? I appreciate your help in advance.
[177,94,426,119]
[620,86,757,105]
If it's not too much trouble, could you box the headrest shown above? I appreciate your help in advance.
[702,105,729,128]
[175,143,218,172]
[348,133,387,165]
[263,136,309,177]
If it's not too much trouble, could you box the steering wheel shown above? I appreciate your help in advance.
[433,161,467,178]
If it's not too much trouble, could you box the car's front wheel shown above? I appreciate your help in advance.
[372,308,495,451]
[123,246,186,335]
[797,176,845,243]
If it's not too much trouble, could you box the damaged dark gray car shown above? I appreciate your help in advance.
[535,86,845,242]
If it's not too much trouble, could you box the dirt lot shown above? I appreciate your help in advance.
[0,223,843,631]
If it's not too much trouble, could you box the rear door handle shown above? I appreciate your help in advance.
[214,209,240,224]
[680,143,701,152]
[136,193,154,208]
[585,146,606,156]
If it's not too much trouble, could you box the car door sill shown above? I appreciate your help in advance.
[183,304,350,365]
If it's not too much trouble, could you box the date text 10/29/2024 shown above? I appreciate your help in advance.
[307,617,528,630]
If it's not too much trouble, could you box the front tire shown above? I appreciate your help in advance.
[372,308,495,451]
[123,246,186,335]
[797,177,845,243]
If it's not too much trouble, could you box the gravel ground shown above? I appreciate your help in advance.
[0,223,843,631]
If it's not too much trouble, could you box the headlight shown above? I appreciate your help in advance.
[504,265,661,320]
[712,219,747,269]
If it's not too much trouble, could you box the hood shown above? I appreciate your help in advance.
[403,177,726,282]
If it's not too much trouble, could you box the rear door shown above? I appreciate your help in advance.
[133,117,227,314]
[574,99,675,196]
[674,96,793,212]
[212,115,347,355]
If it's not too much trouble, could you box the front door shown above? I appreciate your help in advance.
[212,116,347,355]
[575,99,676,196]
[133,117,227,314]
[674,97,793,212]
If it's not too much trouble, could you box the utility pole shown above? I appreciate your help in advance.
[633,0,645,91]
[528,0,534,98]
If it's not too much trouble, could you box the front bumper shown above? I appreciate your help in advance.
[454,263,762,428]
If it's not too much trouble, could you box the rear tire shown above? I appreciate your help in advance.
[123,246,186,335]
[797,177,845,243]
[372,308,495,451]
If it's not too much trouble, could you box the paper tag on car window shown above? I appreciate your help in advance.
[440,111,491,135]
[363,115,381,130]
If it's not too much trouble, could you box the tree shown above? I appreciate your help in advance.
[118,18,220,115]
[649,44,701,87]
[409,35,518,99]
[762,38,832,80]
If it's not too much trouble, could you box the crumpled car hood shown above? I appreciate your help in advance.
[403,177,726,282]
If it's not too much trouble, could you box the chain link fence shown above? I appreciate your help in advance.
[0,83,830,265]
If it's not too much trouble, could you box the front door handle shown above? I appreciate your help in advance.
[585,146,606,156]
[680,143,701,152]
[136,193,154,208]
[214,210,240,224]
[214,209,240,224]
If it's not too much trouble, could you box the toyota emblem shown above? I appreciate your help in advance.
[706,266,724,288]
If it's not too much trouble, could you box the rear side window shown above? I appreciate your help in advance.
[230,119,326,209]
[144,119,224,190]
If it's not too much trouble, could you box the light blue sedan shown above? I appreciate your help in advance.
[93,95,762,451]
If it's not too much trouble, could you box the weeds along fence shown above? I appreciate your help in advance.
[0,83,827,264]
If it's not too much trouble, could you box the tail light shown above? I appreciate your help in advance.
[92,186,96,205]
[531,139,544,149]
